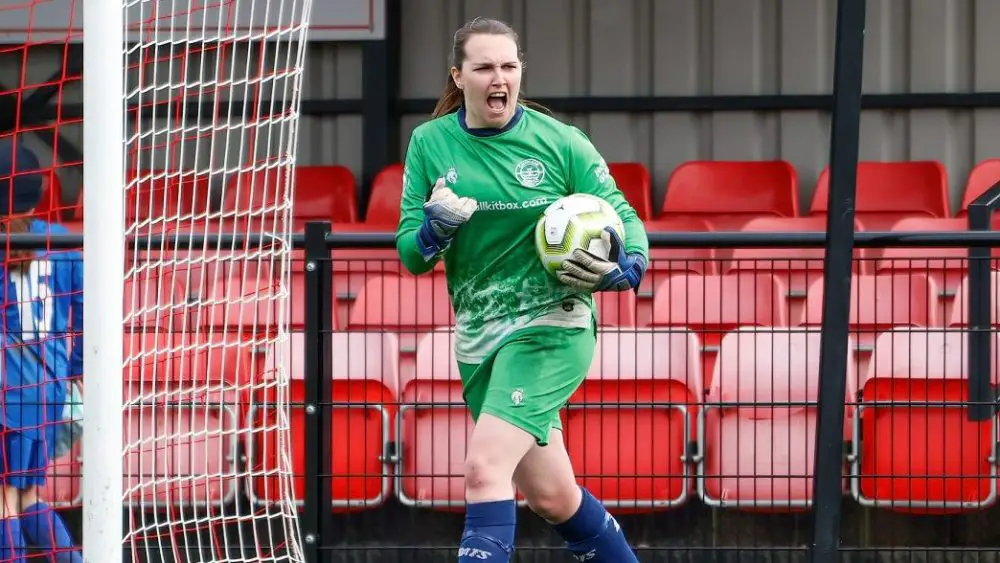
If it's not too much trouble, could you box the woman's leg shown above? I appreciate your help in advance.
[0,432,29,563]
[457,413,536,562]
[456,323,601,562]
[514,430,638,562]
[18,486,82,563]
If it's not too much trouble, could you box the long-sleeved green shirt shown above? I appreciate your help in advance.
[396,106,648,364]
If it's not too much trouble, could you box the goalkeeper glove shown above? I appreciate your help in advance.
[416,178,478,260]
[557,226,647,293]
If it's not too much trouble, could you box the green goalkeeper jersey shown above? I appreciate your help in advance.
[396,105,649,364]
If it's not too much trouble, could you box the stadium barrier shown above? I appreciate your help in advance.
[298,210,1000,561]
[6,184,1000,561]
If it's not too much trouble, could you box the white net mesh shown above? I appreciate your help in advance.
[120,0,311,561]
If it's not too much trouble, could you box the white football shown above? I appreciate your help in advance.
[534,193,625,275]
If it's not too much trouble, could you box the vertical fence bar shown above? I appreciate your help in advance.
[966,184,1000,421]
[808,1,867,562]
[302,221,333,563]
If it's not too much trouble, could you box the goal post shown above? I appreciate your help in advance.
[81,2,125,563]
[2,0,315,559]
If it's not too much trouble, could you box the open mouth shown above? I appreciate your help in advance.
[487,92,508,113]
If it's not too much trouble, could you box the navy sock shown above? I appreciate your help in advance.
[21,502,81,563]
[0,517,26,563]
[552,487,637,562]
[458,499,516,562]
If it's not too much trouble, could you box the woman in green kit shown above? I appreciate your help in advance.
[394,16,649,563]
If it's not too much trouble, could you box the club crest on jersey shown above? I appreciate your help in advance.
[515,158,546,188]
[445,167,459,184]
[510,388,525,407]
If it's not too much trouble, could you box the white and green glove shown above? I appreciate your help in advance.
[557,227,648,293]
[416,178,478,260]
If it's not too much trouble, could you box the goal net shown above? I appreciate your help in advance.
[0,0,313,560]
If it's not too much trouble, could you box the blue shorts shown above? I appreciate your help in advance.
[0,431,47,490]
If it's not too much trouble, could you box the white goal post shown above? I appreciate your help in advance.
[81,1,124,562]
[78,0,315,561]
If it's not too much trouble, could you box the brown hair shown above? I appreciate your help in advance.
[431,17,551,119]
[3,216,35,271]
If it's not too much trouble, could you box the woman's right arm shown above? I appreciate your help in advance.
[395,134,440,275]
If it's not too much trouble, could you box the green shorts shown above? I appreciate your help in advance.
[457,323,597,446]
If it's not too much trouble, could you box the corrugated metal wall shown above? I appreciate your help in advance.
[303,0,1000,213]
[2,0,997,212]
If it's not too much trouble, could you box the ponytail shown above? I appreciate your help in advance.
[431,75,464,119]
[429,73,553,119]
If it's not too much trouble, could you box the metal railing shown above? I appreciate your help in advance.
[6,187,1000,561]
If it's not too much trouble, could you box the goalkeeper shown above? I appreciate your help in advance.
[396,17,648,563]
[0,140,83,563]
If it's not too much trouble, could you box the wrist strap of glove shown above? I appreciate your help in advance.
[416,218,449,261]
[624,253,647,292]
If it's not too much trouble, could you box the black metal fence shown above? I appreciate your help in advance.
[8,202,1000,562]
[288,211,1000,562]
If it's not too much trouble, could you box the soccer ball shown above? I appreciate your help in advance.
[534,193,625,275]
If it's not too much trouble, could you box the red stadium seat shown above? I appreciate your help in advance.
[700,328,856,511]
[346,274,453,331]
[329,221,412,323]
[565,329,702,512]
[347,274,454,381]
[593,291,636,327]
[946,272,1000,327]
[800,274,941,376]
[800,273,942,334]
[183,260,288,335]
[607,162,652,220]
[124,263,190,330]
[648,273,789,386]
[658,161,799,230]
[852,330,999,513]
[397,330,472,510]
[810,161,950,230]
[122,332,251,508]
[958,159,1000,217]
[720,216,861,320]
[250,331,399,511]
[296,165,358,224]
[867,217,973,302]
[638,216,716,326]
[222,165,357,227]
[34,169,65,222]
[284,267,342,331]
[366,163,403,227]
[125,170,214,223]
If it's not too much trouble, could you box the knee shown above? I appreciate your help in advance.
[524,482,581,523]
[464,450,513,494]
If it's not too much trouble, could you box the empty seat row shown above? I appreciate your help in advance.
[255,327,999,515]
[123,265,987,328]
[361,159,1000,230]
[340,270,994,329]
[38,159,1000,232]
[42,331,254,508]
[120,266,1000,386]
[40,166,359,226]
[40,327,997,515]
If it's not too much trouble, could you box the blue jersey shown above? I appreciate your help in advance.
[0,220,83,440]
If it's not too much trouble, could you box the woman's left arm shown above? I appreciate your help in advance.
[564,127,649,264]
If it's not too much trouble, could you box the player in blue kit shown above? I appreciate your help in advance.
[0,139,83,563]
